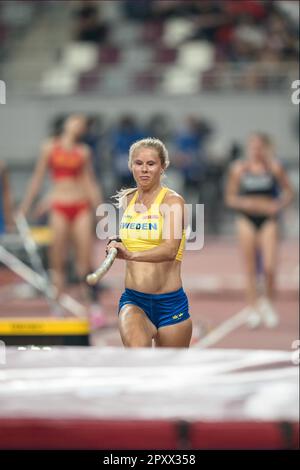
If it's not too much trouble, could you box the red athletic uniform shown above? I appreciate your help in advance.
[49,142,90,221]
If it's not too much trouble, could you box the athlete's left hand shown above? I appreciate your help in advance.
[106,240,133,260]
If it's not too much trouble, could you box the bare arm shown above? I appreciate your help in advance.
[19,140,52,215]
[272,162,294,211]
[81,146,103,210]
[109,193,185,263]
[225,163,254,212]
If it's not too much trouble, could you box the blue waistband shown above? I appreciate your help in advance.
[124,287,184,300]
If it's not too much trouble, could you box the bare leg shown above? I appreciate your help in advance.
[71,209,94,301]
[155,318,192,348]
[257,219,279,327]
[119,304,157,348]
[49,210,70,297]
[236,217,259,307]
[259,219,279,300]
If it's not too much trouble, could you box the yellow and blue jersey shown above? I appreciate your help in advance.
[119,186,185,261]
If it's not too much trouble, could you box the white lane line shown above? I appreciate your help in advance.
[192,308,249,348]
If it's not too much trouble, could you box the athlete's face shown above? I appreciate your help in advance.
[247,135,267,161]
[64,116,87,139]
[131,147,163,188]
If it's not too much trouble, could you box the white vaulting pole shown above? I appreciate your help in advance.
[86,247,118,285]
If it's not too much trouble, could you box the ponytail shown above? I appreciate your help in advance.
[112,187,137,209]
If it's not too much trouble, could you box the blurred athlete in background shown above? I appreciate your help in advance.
[226,132,294,328]
[19,114,104,322]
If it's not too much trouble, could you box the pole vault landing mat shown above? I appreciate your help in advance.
[0,317,90,346]
[0,347,298,449]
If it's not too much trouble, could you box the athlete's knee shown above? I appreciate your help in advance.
[50,246,66,266]
[264,266,275,280]
[50,256,65,272]
[243,259,257,276]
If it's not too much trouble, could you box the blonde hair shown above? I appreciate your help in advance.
[250,132,273,147]
[249,132,275,166]
[112,138,170,208]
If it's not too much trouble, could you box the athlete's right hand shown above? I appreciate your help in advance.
[107,240,132,261]
[106,236,122,255]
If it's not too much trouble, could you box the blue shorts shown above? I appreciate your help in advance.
[118,287,190,329]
